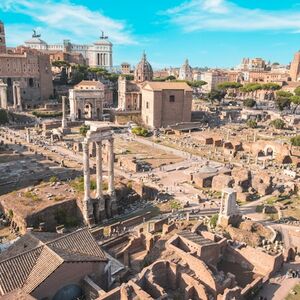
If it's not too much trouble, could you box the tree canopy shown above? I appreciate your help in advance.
[217,82,242,90]
[247,119,258,128]
[270,118,285,129]
[243,98,256,108]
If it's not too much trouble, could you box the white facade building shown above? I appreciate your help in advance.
[24,32,113,69]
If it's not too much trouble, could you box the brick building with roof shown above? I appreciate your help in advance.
[0,228,109,300]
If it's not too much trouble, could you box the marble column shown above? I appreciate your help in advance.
[96,140,106,221]
[82,141,91,202]
[61,96,67,129]
[108,138,115,196]
[17,84,22,111]
[82,141,94,226]
[0,80,7,109]
[13,83,17,109]
[107,138,117,216]
[96,141,103,199]
[26,128,30,143]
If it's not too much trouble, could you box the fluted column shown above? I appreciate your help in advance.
[107,138,115,196]
[82,141,90,202]
[96,141,103,198]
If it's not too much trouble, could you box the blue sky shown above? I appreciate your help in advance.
[1,0,300,69]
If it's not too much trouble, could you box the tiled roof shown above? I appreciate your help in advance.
[143,81,193,91]
[0,228,106,295]
[22,247,63,293]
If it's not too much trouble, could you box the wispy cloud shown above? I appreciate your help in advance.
[0,0,136,45]
[164,0,300,32]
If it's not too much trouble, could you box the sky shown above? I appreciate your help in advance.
[1,0,300,69]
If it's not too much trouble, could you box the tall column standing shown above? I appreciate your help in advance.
[61,96,67,129]
[108,138,115,196]
[96,141,103,199]
[0,80,7,109]
[83,141,90,202]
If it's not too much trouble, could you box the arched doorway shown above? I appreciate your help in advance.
[53,284,83,300]
[84,103,93,119]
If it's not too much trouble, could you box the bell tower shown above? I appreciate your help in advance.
[0,21,6,54]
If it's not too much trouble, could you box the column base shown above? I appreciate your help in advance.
[83,198,95,228]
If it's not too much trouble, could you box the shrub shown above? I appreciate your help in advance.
[79,125,90,137]
[131,126,149,137]
[244,98,256,108]
[270,118,285,129]
[291,135,300,147]
[49,176,58,183]
[210,214,219,228]
[247,119,257,128]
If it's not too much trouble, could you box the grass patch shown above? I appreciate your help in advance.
[170,200,182,210]
[70,176,103,192]
[23,191,41,202]
[286,284,300,300]
[49,176,58,183]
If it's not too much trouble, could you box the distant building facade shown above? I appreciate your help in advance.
[118,76,142,111]
[24,31,113,69]
[0,47,53,110]
[120,62,131,74]
[178,59,193,81]
[202,71,229,92]
[236,57,266,71]
[141,82,192,129]
[290,51,300,82]
[69,80,105,121]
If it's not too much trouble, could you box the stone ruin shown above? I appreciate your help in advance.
[82,124,117,227]
[218,188,241,227]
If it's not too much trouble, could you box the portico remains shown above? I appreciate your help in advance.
[82,124,117,227]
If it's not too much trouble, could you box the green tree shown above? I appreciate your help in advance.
[208,89,226,103]
[275,90,292,111]
[79,125,90,137]
[187,80,207,88]
[291,136,300,146]
[217,82,242,90]
[243,98,256,108]
[270,118,285,129]
[166,75,176,81]
[240,83,262,100]
[247,119,258,128]
[291,95,300,113]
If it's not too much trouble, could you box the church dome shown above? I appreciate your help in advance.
[179,59,193,80]
[134,52,153,82]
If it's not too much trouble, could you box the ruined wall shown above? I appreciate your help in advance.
[224,245,283,276]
